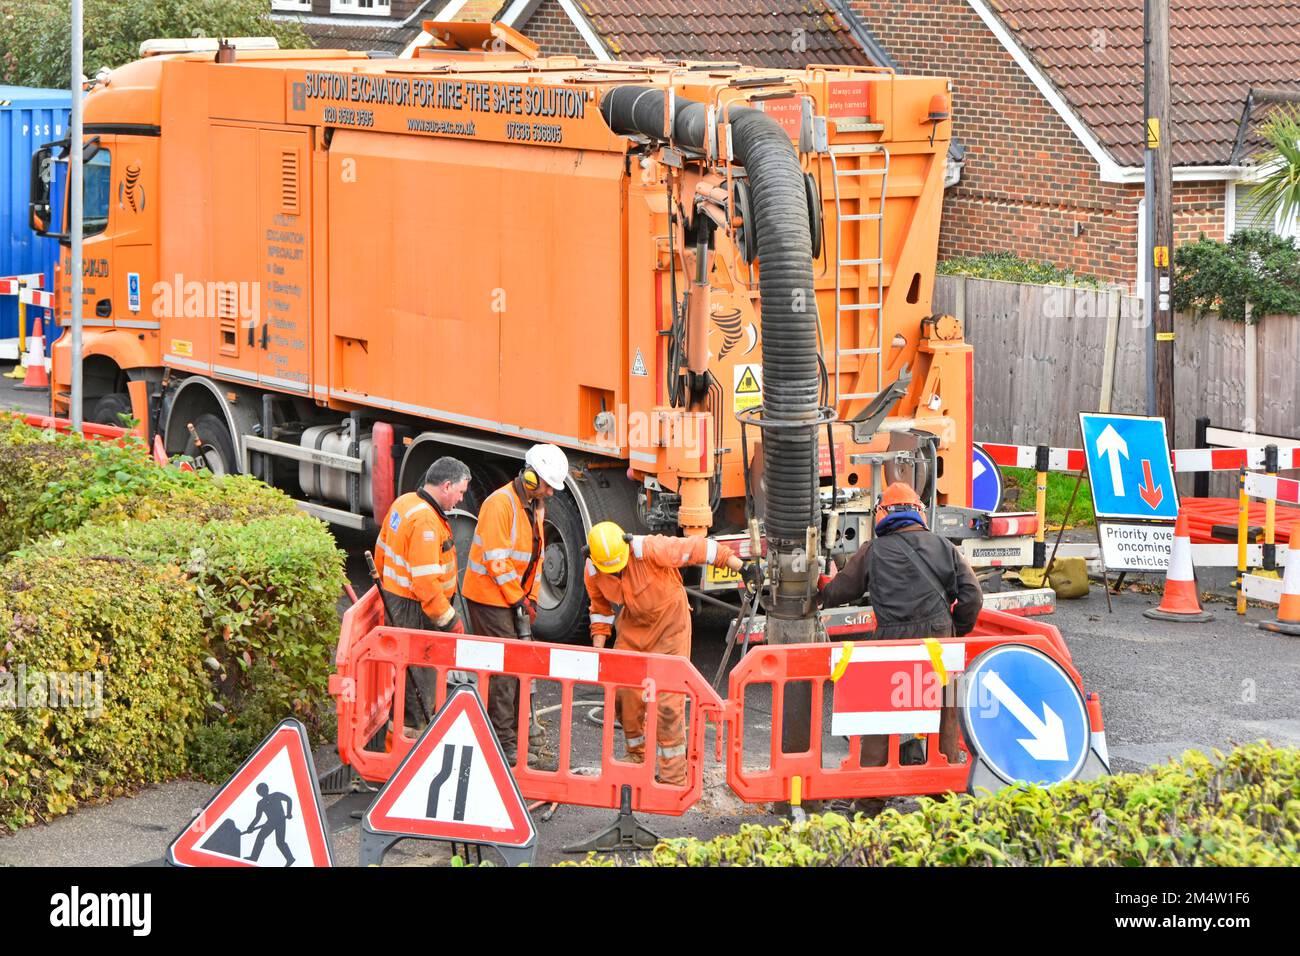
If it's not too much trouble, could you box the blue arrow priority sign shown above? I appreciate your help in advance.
[1078,413,1179,521]
[958,645,1090,786]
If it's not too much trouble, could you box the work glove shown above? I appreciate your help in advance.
[513,599,538,630]
[740,561,764,595]
[447,614,466,635]
[817,560,839,590]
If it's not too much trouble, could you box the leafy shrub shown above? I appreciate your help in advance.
[0,417,294,553]
[938,251,1106,289]
[0,418,347,785]
[0,556,208,830]
[25,514,346,780]
[572,744,1299,866]
[1173,230,1300,323]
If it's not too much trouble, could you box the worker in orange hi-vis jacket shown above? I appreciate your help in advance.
[374,456,471,728]
[462,443,569,765]
[374,456,471,635]
[584,522,759,786]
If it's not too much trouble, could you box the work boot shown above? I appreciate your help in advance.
[527,746,558,771]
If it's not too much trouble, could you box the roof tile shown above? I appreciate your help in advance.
[991,0,1300,165]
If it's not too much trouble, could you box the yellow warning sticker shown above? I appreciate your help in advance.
[1146,117,1160,149]
[733,363,762,413]
[171,339,193,357]
[1153,245,1169,268]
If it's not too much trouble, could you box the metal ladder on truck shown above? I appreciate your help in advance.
[829,143,890,407]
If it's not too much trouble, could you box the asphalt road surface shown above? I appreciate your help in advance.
[1,373,1297,866]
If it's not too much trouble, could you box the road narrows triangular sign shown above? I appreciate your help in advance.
[364,685,535,849]
[167,718,334,867]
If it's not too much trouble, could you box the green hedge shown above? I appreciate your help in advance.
[0,557,208,830]
[937,251,1106,289]
[26,515,345,779]
[0,417,294,553]
[0,417,347,809]
[572,744,1299,866]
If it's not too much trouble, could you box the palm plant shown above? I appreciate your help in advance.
[1252,106,1300,233]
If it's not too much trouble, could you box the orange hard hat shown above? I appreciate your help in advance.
[875,482,924,525]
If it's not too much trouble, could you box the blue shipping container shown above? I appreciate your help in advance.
[0,86,71,348]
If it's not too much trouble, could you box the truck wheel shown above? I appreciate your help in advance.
[533,490,589,644]
[89,392,133,427]
[190,413,238,477]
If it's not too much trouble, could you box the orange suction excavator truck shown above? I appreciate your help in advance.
[31,22,1009,644]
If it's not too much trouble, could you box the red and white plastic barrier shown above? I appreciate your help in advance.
[0,273,43,296]
[982,441,1296,475]
[1244,472,1300,506]
[982,443,1085,472]
[18,287,54,310]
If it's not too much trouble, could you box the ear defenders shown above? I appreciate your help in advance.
[522,467,541,491]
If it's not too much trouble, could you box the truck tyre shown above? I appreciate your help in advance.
[191,413,238,477]
[89,392,133,428]
[533,490,589,644]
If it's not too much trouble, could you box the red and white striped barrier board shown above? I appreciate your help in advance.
[0,274,44,295]
[1244,472,1300,505]
[829,641,966,736]
[982,443,1087,472]
[19,288,54,309]
[1174,446,1297,472]
[983,441,1297,475]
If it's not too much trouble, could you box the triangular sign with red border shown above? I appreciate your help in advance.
[364,685,535,849]
[167,718,334,867]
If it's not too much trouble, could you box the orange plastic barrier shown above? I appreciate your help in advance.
[1180,497,1298,546]
[18,413,130,442]
[721,609,1088,804]
[332,587,724,816]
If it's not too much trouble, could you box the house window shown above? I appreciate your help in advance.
[271,0,312,10]
[1230,182,1299,240]
[330,0,392,14]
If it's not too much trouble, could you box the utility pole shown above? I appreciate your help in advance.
[1144,0,1175,431]
[70,0,84,433]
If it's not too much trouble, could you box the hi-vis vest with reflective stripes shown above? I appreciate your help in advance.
[374,491,458,626]
[461,480,541,608]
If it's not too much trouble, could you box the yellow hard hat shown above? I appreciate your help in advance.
[588,521,630,574]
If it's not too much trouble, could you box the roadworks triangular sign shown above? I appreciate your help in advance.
[364,685,535,849]
[167,718,334,867]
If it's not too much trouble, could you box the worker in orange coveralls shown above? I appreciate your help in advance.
[584,522,759,785]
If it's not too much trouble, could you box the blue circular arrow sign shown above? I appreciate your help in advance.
[971,444,1003,513]
[958,645,1090,786]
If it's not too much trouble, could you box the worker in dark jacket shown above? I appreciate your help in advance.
[818,482,982,769]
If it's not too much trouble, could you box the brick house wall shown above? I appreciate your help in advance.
[850,0,1225,287]
[517,0,594,57]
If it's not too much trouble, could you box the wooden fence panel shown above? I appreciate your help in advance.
[934,275,1296,486]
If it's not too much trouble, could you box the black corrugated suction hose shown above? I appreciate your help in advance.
[601,87,819,547]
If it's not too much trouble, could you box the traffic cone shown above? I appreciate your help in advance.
[14,318,48,390]
[1260,524,1300,636]
[1143,512,1212,622]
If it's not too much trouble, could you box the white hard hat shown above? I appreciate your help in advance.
[525,443,569,491]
